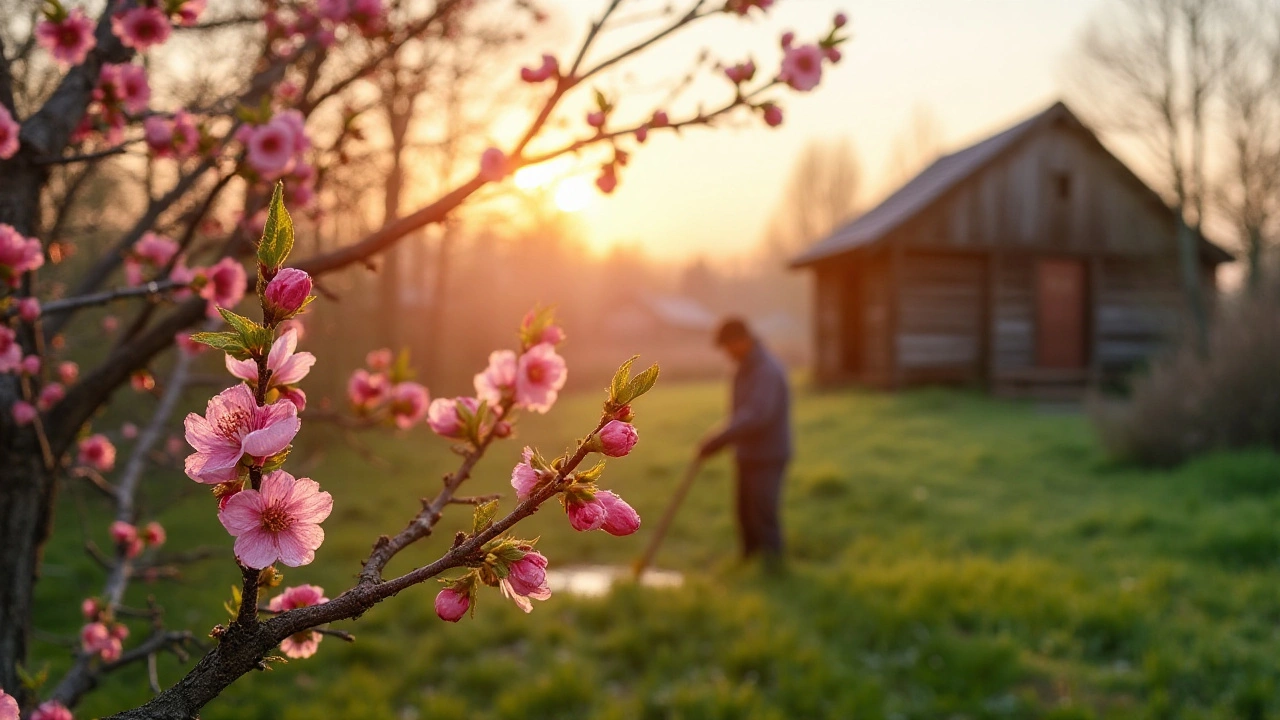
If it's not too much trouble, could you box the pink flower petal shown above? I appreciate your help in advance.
[234,527,281,569]
[225,355,258,382]
[218,490,264,533]
[272,351,315,386]
[241,408,299,458]
[284,478,333,524]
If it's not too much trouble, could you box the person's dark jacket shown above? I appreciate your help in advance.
[703,340,792,463]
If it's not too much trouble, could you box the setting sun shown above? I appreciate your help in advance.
[553,177,593,212]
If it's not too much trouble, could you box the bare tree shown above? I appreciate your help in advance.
[762,137,861,261]
[1218,0,1280,290]
[1071,0,1241,353]
[885,104,944,189]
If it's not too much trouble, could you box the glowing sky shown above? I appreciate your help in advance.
[535,0,1110,260]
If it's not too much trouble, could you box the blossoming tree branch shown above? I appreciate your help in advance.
[0,0,846,717]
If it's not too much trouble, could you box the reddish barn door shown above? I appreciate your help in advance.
[1035,258,1087,369]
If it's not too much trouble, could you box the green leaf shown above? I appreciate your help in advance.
[257,182,294,273]
[223,584,242,620]
[190,330,250,359]
[217,307,272,353]
[621,363,661,404]
[390,347,415,384]
[575,460,605,483]
[472,500,499,534]
[518,305,557,348]
[16,662,49,692]
[609,355,638,405]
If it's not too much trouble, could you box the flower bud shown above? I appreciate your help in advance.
[17,297,40,322]
[565,493,607,532]
[834,12,847,27]
[506,550,549,596]
[596,420,638,457]
[143,521,166,546]
[540,325,566,346]
[264,267,312,321]
[21,354,40,375]
[613,404,635,423]
[58,361,79,384]
[493,420,513,438]
[598,490,641,536]
[762,103,783,128]
[434,587,470,622]
[110,521,138,546]
[81,597,103,621]
[12,400,36,426]
[38,382,65,411]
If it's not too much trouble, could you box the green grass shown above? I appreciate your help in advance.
[29,382,1280,719]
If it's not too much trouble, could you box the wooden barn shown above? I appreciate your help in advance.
[791,101,1232,396]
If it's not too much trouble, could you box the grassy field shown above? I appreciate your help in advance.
[30,380,1280,719]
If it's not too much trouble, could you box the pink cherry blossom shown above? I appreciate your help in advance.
[58,361,79,385]
[81,597,103,620]
[780,31,794,49]
[586,111,606,128]
[426,396,479,439]
[540,325,566,345]
[479,147,508,182]
[520,53,559,83]
[435,587,469,622]
[347,369,389,411]
[171,110,200,156]
[278,387,308,411]
[102,315,119,333]
[99,63,151,114]
[834,12,848,28]
[597,420,638,457]
[245,119,297,179]
[200,257,247,317]
[762,103,783,128]
[514,342,567,413]
[510,447,542,499]
[11,400,36,425]
[110,521,137,546]
[37,382,64,411]
[112,6,172,51]
[79,434,117,472]
[184,383,301,484]
[268,584,329,658]
[122,422,139,440]
[0,687,17,720]
[218,470,333,568]
[143,521,166,546]
[143,116,174,156]
[81,621,123,661]
[0,223,45,283]
[317,0,351,21]
[825,47,842,64]
[501,549,551,613]
[0,327,18,373]
[0,106,17,160]
[726,0,774,15]
[389,382,429,429]
[225,328,315,395]
[20,354,40,376]
[779,44,824,92]
[130,233,179,283]
[566,494,607,532]
[366,348,393,372]
[30,701,73,720]
[175,0,207,26]
[349,0,385,35]
[595,165,618,194]
[724,60,756,84]
[473,350,517,405]
[597,490,641,536]
[17,297,40,322]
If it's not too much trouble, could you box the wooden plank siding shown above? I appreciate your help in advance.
[895,252,985,383]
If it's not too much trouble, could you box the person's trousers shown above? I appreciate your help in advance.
[734,457,787,558]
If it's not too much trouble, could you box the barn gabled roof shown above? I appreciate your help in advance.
[790,101,1233,268]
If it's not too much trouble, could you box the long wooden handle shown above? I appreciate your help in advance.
[632,459,702,578]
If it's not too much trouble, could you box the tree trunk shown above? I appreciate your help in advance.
[1175,213,1209,356]
[0,418,59,701]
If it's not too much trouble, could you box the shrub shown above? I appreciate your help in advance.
[1089,288,1280,466]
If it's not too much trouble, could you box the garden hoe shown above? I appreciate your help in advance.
[631,458,703,579]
